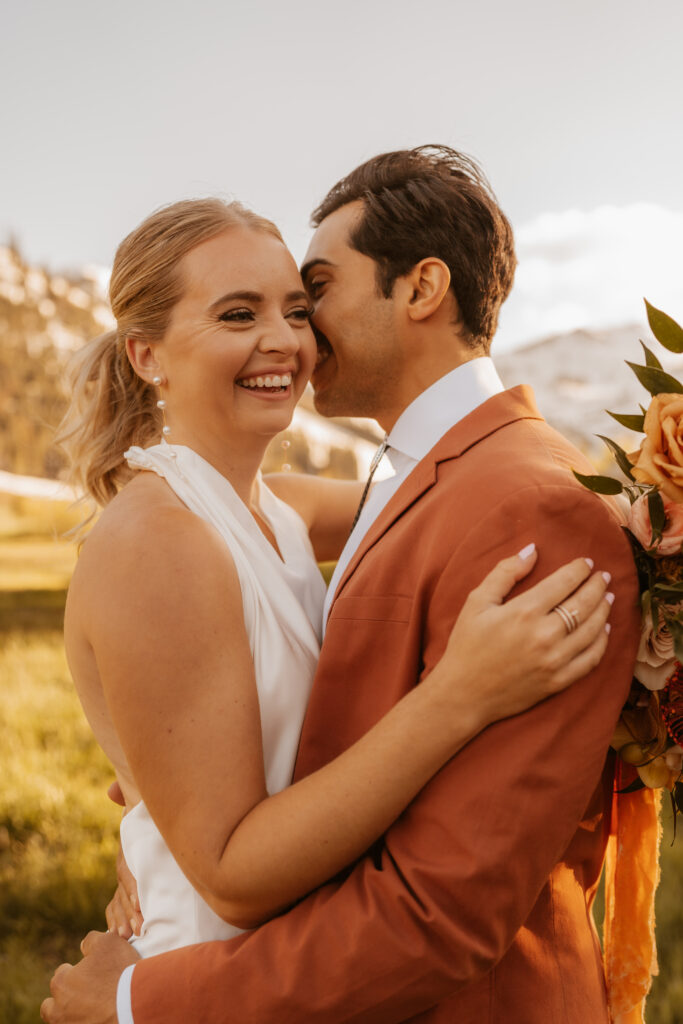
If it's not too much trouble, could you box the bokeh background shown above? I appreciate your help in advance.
[1,1,682,1020]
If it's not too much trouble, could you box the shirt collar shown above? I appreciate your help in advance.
[387,357,505,464]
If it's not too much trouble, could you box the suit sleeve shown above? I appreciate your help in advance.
[131,483,640,1023]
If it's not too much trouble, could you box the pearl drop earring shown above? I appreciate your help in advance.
[281,437,291,473]
[152,376,171,437]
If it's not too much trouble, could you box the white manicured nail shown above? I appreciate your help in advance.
[518,543,536,559]
[605,623,612,634]
[606,592,615,605]
[602,571,612,584]
[585,558,594,569]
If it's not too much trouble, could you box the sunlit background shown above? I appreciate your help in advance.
[1,2,682,1020]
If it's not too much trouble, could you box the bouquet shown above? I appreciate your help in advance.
[575,300,683,822]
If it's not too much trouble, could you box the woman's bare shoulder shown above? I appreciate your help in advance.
[69,472,240,626]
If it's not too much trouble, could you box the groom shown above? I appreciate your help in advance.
[43,146,639,1023]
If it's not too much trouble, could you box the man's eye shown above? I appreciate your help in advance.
[307,279,326,298]
[218,308,254,323]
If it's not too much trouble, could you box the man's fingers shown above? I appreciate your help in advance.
[39,996,55,1022]
[81,930,108,957]
[49,963,73,994]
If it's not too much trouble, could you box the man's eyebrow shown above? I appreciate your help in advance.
[299,258,335,284]
[207,289,309,312]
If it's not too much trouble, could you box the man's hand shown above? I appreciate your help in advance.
[40,931,140,1024]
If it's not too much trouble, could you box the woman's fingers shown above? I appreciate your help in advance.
[115,844,143,934]
[105,890,133,938]
[515,556,597,615]
[548,623,611,692]
[469,543,539,608]
[545,571,613,642]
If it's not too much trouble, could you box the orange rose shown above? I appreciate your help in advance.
[630,393,683,502]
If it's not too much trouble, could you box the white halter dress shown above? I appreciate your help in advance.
[119,442,325,957]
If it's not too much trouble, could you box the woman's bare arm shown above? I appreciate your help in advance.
[84,509,611,931]
[265,472,364,562]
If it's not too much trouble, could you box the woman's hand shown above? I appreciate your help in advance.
[434,543,613,725]
[104,845,142,939]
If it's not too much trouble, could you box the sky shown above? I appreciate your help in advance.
[1,0,681,350]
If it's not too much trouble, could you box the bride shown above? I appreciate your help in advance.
[58,197,613,957]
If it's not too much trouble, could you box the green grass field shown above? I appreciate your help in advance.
[1,494,682,1022]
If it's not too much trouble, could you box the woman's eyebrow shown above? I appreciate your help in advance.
[208,289,310,312]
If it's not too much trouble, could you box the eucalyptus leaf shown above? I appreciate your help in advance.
[597,435,636,481]
[652,581,683,594]
[607,410,646,432]
[626,362,683,396]
[675,781,683,815]
[647,488,666,544]
[640,340,663,369]
[572,470,623,495]
[646,299,683,354]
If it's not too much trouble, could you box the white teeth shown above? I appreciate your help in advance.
[237,372,293,389]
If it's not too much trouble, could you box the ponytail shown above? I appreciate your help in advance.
[57,330,160,506]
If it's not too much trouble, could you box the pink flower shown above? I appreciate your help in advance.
[634,611,677,690]
[629,492,683,556]
[665,745,683,776]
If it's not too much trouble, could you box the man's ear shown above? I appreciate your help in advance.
[125,336,163,384]
[405,258,452,322]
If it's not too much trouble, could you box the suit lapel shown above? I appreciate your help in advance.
[329,386,543,609]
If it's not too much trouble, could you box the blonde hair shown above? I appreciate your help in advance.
[58,198,283,507]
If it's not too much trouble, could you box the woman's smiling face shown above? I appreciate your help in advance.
[153,225,316,450]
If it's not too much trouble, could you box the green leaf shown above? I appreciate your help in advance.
[669,624,683,663]
[674,781,683,815]
[626,362,683,396]
[670,790,678,843]
[647,487,666,543]
[607,410,646,432]
[640,340,663,369]
[597,435,636,481]
[572,470,624,495]
[675,779,683,808]
[646,299,683,354]
[652,581,683,594]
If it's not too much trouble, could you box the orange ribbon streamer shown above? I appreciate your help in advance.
[604,785,662,1023]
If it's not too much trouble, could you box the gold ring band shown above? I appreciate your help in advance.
[553,603,579,634]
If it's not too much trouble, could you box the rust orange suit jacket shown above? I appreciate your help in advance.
[132,386,640,1023]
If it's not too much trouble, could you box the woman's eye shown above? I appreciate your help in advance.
[218,308,254,323]
[287,306,314,322]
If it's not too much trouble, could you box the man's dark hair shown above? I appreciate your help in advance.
[312,145,516,351]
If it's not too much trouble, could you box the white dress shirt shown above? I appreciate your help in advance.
[117,356,505,1024]
[323,356,504,628]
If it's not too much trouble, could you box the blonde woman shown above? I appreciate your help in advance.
[58,199,613,958]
